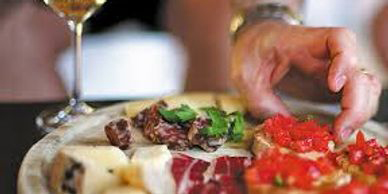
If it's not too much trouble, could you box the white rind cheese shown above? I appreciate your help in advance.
[50,146,129,194]
[122,145,176,194]
[102,186,147,194]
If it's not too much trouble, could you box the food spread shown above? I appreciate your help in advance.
[132,100,245,152]
[45,95,387,194]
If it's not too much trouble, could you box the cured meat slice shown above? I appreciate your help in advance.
[133,101,191,151]
[172,154,210,194]
[210,157,251,194]
[104,118,134,150]
[171,153,251,194]
[214,156,251,176]
[188,117,227,152]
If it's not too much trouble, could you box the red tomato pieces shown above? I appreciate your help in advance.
[371,176,388,194]
[323,180,369,194]
[245,148,334,190]
[347,132,387,175]
[263,115,334,153]
[325,176,388,194]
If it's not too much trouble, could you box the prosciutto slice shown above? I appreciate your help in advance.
[172,153,251,194]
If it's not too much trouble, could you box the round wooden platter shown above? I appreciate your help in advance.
[17,93,388,194]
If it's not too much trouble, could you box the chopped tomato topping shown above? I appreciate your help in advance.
[263,115,334,153]
[316,156,336,174]
[323,180,369,194]
[347,132,387,175]
[245,148,334,190]
[246,117,387,193]
[371,176,388,194]
[324,176,388,194]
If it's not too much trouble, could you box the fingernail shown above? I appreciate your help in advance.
[335,75,346,91]
[340,127,353,141]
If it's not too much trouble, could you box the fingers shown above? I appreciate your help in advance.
[270,50,290,85]
[334,70,382,142]
[245,88,291,118]
[291,49,328,78]
[233,53,291,119]
[326,28,358,92]
[231,22,292,119]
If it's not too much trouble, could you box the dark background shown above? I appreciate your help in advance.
[87,0,163,32]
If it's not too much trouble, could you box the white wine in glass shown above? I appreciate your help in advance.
[36,0,107,133]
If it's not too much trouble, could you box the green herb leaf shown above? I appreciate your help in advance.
[175,105,197,122]
[159,108,180,123]
[273,174,284,187]
[158,104,197,123]
[200,107,228,137]
[298,114,315,122]
[228,111,245,142]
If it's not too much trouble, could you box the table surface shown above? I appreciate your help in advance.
[2,91,388,194]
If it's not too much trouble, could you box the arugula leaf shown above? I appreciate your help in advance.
[228,111,245,142]
[200,107,229,137]
[158,104,197,123]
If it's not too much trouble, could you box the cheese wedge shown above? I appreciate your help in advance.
[103,186,147,194]
[121,145,176,194]
[50,146,129,194]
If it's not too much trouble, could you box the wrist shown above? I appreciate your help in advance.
[233,19,290,52]
[230,3,303,40]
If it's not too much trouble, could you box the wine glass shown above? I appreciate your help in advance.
[36,0,107,133]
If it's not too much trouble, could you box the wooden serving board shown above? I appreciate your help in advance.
[17,93,388,194]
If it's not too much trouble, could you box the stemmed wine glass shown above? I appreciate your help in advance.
[36,0,107,133]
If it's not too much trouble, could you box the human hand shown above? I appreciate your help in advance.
[231,21,382,142]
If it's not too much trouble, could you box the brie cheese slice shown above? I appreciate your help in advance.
[50,146,129,194]
[122,145,176,194]
[103,186,147,194]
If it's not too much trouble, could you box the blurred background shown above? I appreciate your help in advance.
[0,0,387,102]
[0,0,387,193]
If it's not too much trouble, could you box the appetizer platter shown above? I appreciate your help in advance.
[18,93,388,194]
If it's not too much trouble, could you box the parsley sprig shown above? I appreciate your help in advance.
[201,107,245,141]
[200,107,229,137]
[158,104,245,141]
[159,104,197,123]
[228,111,245,141]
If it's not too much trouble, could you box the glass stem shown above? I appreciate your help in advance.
[69,21,84,106]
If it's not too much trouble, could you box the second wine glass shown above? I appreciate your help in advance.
[36,0,107,133]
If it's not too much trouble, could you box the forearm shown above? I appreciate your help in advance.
[165,0,233,92]
[165,0,304,92]
[0,0,23,18]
